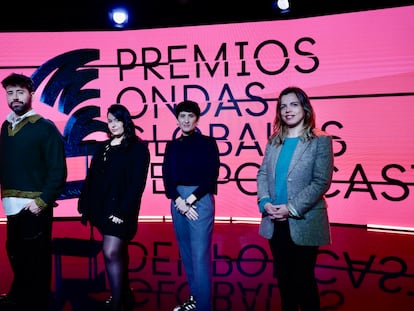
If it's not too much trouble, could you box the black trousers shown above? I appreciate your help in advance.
[6,208,53,310]
[268,221,320,311]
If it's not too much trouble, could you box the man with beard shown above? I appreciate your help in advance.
[0,73,67,310]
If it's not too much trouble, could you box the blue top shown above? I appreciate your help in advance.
[274,137,299,204]
[258,137,299,212]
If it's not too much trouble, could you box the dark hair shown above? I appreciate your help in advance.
[1,73,35,93]
[107,104,139,144]
[269,86,316,145]
[175,100,201,120]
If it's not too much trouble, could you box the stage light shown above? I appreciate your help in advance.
[277,0,290,10]
[109,7,129,28]
[272,0,290,14]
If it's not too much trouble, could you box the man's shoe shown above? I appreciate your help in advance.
[0,294,17,308]
[172,295,196,311]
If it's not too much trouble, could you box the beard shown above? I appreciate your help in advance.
[10,100,31,116]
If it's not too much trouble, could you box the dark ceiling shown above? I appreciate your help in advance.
[1,0,414,32]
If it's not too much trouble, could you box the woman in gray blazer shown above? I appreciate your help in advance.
[257,86,334,311]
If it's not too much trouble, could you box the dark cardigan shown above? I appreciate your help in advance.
[78,138,150,240]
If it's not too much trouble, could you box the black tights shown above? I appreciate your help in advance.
[103,235,130,311]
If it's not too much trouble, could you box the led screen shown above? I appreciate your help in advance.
[0,6,413,227]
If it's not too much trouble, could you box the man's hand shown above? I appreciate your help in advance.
[24,200,42,215]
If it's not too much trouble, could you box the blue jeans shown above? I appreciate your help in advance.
[171,186,215,311]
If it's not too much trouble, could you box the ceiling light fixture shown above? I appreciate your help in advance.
[109,7,129,28]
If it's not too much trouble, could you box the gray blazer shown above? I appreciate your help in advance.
[257,130,334,246]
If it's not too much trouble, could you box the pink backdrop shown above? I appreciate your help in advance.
[0,6,413,227]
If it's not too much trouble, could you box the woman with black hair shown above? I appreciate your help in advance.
[162,100,220,311]
[78,104,150,311]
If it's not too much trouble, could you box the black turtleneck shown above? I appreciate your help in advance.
[162,131,220,201]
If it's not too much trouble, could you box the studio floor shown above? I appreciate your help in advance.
[0,219,413,311]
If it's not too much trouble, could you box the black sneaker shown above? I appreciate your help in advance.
[173,296,196,311]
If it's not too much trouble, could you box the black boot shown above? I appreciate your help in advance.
[104,288,135,311]
[103,296,114,310]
